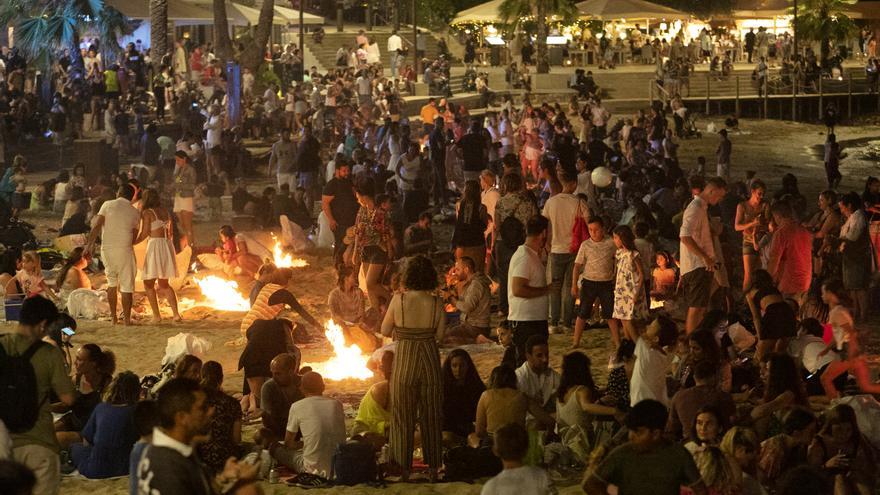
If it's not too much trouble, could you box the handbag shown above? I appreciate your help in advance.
[570,200,589,253]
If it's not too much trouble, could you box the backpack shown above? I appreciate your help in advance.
[499,214,526,249]
[0,336,47,433]
[570,200,589,254]
[443,445,502,481]
[331,440,380,486]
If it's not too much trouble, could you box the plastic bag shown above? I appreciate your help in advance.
[162,332,212,367]
[66,289,110,319]
[316,212,334,249]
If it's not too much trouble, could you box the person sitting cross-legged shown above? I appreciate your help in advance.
[268,372,346,477]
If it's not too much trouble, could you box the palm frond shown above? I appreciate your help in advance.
[498,0,533,28]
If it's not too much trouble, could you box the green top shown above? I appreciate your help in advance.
[594,440,702,495]
[351,384,390,437]
[0,334,75,453]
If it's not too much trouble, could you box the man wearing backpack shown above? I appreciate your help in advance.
[542,170,585,335]
[0,296,75,495]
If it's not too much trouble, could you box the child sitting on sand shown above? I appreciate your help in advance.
[5,251,54,300]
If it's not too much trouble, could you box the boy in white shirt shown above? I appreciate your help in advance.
[630,314,678,407]
[481,423,555,495]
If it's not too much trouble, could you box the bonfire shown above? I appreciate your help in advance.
[303,320,374,381]
[192,275,251,312]
[272,235,308,268]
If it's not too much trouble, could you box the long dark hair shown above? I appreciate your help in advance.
[764,353,806,405]
[612,225,637,251]
[56,247,86,288]
[103,371,140,406]
[488,365,517,390]
[689,329,722,366]
[442,349,485,389]
[459,180,482,221]
[557,351,597,400]
[0,247,22,276]
[81,343,117,390]
[200,360,224,391]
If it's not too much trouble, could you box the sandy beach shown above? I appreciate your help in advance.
[4,116,880,494]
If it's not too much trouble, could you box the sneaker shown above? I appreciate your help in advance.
[549,325,561,335]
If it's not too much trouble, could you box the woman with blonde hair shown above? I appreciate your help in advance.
[693,446,742,495]
[720,427,764,495]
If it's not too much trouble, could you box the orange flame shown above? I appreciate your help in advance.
[303,320,374,381]
[272,235,308,268]
[194,275,251,311]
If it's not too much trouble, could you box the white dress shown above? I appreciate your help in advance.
[142,213,178,280]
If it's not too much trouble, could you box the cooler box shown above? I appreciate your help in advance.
[4,296,24,321]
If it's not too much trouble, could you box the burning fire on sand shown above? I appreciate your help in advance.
[304,320,374,381]
[193,275,251,311]
[272,235,308,268]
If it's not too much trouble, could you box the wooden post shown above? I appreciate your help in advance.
[818,77,823,120]
[763,76,768,119]
[792,78,797,121]
[649,80,654,106]
[706,74,710,115]
[366,0,372,31]
[848,73,853,120]
[735,76,740,117]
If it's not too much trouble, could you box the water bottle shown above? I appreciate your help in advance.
[268,467,280,484]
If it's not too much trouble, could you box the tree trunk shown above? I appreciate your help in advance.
[535,0,549,73]
[240,0,276,72]
[212,0,233,62]
[150,0,169,73]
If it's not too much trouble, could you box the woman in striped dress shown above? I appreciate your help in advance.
[380,255,445,481]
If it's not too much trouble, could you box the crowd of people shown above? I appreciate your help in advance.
[2,25,880,495]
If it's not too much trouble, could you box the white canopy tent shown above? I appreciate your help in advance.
[273,5,326,26]
[575,0,691,21]
[451,0,506,25]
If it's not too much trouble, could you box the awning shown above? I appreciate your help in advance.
[104,0,214,22]
[731,0,861,19]
[451,0,506,25]
[575,0,692,21]
[273,5,325,25]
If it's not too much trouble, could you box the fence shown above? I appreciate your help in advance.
[649,71,880,122]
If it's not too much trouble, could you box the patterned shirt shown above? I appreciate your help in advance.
[355,205,392,256]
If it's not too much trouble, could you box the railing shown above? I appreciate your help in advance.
[648,70,880,121]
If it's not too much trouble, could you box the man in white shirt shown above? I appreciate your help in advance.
[508,215,556,366]
[542,170,585,334]
[515,335,560,408]
[679,176,727,333]
[84,185,140,325]
[387,30,403,78]
[571,216,619,348]
[272,372,346,477]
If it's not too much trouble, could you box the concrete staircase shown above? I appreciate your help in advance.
[304,29,444,75]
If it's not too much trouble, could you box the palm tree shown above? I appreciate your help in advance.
[0,0,130,81]
[150,0,168,73]
[793,0,857,67]
[499,0,577,73]
[212,0,233,63]
[238,0,276,72]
